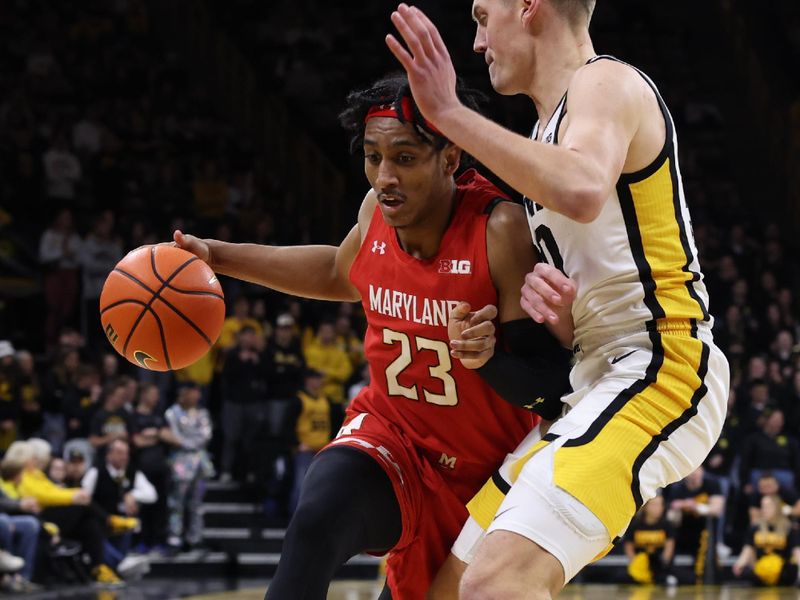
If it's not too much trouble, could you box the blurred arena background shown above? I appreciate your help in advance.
[0,0,799,598]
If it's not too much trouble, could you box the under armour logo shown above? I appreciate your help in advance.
[372,241,386,255]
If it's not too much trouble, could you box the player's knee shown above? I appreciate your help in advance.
[459,566,501,600]
[460,572,552,600]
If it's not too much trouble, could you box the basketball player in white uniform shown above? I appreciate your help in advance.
[387,1,730,598]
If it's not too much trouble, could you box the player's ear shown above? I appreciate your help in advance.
[443,144,461,175]
[521,0,541,28]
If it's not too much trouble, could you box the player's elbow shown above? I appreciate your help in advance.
[561,186,605,223]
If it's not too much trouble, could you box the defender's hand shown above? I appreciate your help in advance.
[386,4,461,125]
[173,230,212,265]
[520,263,576,325]
[448,302,497,370]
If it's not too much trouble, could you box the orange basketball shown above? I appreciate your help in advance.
[99,245,225,371]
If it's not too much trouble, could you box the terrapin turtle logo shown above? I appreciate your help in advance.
[133,350,157,369]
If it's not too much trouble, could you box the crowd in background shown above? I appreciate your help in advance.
[0,0,799,592]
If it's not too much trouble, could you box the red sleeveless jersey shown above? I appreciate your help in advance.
[348,169,535,500]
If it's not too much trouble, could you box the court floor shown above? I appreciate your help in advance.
[189,582,800,600]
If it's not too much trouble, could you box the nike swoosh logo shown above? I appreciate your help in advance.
[492,507,514,523]
[611,350,637,365]
[133,350,157,369]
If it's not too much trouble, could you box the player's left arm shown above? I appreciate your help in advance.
[388,6,646,223]
[449,202,572,420]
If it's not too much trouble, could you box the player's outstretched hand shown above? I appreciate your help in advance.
[520,263,576,325]
[448,302,497,370]
[386,4,461,126]
[173,230,211,265]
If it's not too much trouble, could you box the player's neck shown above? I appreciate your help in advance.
[527,29,595,128]
[395,183,457,260]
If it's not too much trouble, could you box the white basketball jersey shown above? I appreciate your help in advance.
[525,56,712,350]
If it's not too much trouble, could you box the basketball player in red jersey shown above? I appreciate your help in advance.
[173,73,573,599]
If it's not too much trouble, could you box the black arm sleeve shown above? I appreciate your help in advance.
[475,319,572,420]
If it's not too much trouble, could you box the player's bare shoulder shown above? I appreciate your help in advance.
[485,200,537,308]
[486,200,528,244]
[566,58,667,174]
[357,189,380,244]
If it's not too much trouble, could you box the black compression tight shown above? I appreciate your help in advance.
[264,446,402,600]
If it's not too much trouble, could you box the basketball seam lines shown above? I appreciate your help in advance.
[150,246,224,300]
[114,257,204,367]
[113,267,214,348]
[100,299,148,315]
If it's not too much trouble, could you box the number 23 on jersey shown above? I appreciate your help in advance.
[382,328,458,407]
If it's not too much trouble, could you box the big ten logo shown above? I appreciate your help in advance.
[438,259,472,275]
[105,323,119,344]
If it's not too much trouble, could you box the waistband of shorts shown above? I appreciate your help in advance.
[573,318,713,355]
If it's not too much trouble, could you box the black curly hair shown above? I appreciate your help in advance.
[339,72,487,155]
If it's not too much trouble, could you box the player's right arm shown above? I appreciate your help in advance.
[173,191,379,302]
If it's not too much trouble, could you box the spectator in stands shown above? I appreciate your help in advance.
[164,384,213,554]
[303,320,351,430]
[38,209,82,349]
[217,296,263,351]
[100,353,120,387]
[15,350,43,440]
[265,313,305,430]
[220,325,268,483]
[82,440,156,519]
[0,440,126,586]
[131,384,171,550]
[79,211,123,351]
[89,380,134,462]
[41,348,82,455]
[347,362,370,406]
[733,494,800,586]
[740,408,800,492]
[623,495,675,585]
[41,133,81,204]
[334,315,363,369]
[82,439,155,573]
[747,472,800,524]
[0,342,20,453]
[784,371,800,432]
[63,447,90,488]
[46,458,66,486]
[63,365,101,442]
[192,159,228,222]
[742,379,776,432]
[0,491,40,592]
[72,104,104,157]
[772,329,797,377]
[667,467,725,583]
[118,376,139,411]
[285,369,331,514]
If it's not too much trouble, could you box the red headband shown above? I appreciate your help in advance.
[364,97,443,137]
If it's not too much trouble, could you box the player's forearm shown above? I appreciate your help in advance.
[206,241,358,301]
[437,106,607,223]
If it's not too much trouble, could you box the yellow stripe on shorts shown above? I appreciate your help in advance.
[553,332,709,536]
